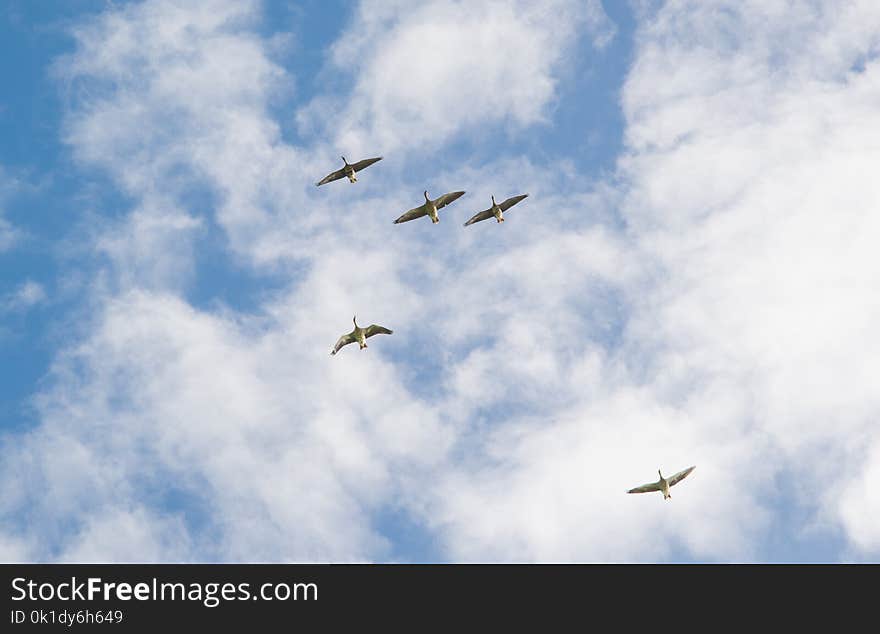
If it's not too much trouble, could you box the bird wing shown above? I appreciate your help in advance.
[667,465,696,487]
[434,190,466,209]
[364,324,393,338]
[394,204,428,224]
[463,208,494,226]
[331,333,356,355]
[627,481,662,494]
[316,167,346,186]
[350,156,382,173]
[499,193,529,212]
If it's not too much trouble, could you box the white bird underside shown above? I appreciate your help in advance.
[331,323,393,355]
[316,156,383,186]
[464,193,529,226]
[394,191,466,224]
[627,466,696,495]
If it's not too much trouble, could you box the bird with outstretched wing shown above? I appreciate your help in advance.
[316,156,383,186]
[394,190,466,224]
[627,465,695,500]
[464,193,529,226]
[331,316,394,355]
[666,465,696,487]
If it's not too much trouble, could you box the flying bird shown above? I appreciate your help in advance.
[393,190,466,224]
[464,194,529,226]
[316,156,383,186]
[627,466,695,500]
[331,316,393,355]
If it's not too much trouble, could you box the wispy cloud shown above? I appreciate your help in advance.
[0,220,16,252]
[298,0,614,155]
[1,281,47,313]
[0,166,22,251]
[55,0,296,272]
[419,0,880,561]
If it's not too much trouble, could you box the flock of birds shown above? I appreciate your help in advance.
[316,155,696,501]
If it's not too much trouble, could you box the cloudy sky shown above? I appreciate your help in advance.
[1,0,879,562]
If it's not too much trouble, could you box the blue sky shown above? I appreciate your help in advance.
[1,0,879,563]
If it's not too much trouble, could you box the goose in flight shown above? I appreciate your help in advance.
[464,194,529,226]
[316,156,383,186]
[393,190,466,224]
[331,316,393,355]
[627,466,695,500]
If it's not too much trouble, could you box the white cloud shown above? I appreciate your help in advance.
[0,534,30,563]
[836,438,880,553]
[94,202,202,292]
[298,0,614,155]
[0,289,452,561]
[59,509,192,563]
[56,0,301,270]
[618,0,880,551]
[422,0,880,560]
